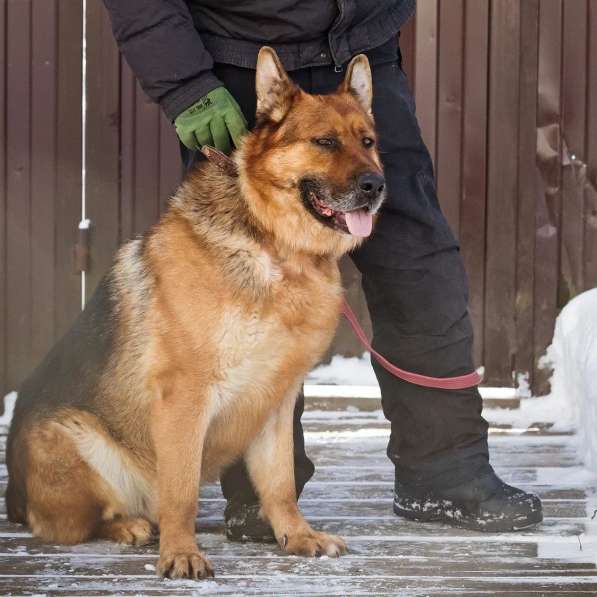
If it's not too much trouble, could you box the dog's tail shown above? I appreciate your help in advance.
[6,428,28,524]
[6,480,27,524]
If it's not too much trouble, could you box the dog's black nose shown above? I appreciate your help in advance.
[358,172,385,197]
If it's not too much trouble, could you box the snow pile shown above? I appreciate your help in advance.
[481,370,577,432]
[539,288,597,472]
[0,391,17,426]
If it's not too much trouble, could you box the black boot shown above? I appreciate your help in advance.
[224,499,276,543]
[394,471,543,532]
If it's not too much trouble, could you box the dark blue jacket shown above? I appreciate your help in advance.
[102,0,416,120]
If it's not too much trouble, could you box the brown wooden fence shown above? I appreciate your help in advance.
[1,0,596,396]
[400,0,597,391]
[0,0,82,393]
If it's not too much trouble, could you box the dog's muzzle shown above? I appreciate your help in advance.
[300,175,385,238]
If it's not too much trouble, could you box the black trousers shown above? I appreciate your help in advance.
[181,51,492,504]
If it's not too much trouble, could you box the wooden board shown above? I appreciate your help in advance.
[533,0,563,395]
[0,0,8,398]
[459,0,489,368]
[84,0,121,300]
[0,397,594,595]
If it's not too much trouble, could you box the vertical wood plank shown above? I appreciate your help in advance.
[133,84,161,236]
[400,15,416,87]
[460,0,490,369]
[559,0,587,304]
[30,0,57,365]
[534,0,563,394]
[0,0,6,395]
[85,0,120,300]
[54,0,82,338]
[436,0,464,236]
[158,113,181,214]
[584,1,597,289]
[561,0,588,161]
[120,61,135,243]
[414,0,438,164]
[484,0,521,385]
[5,0,32,389]
[515,0,540,386]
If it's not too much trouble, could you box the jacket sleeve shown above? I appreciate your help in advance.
[102,0,223,121]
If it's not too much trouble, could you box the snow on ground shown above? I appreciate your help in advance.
[0,392,16,426]
[481,392,575,430]
[481,367,576,432]
[306,353,378,385]
[539,288,597,472]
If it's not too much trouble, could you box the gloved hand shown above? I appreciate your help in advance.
[175,86,248,155]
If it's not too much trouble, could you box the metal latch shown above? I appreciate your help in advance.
[74,218,91,273]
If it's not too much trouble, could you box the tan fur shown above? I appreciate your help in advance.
[7,48,384,579]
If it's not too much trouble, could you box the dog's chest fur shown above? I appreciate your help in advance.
[134,208,345,477]
[200,250,342,474]
[212,261,339,388]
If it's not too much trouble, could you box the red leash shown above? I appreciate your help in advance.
[341,299,483,390]
[200,146,482,391]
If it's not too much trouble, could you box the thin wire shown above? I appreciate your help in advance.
[80,0,87,309]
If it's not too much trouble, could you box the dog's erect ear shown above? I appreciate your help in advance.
[341,54,373,114]
[256,47,297,123]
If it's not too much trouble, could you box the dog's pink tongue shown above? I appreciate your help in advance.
[345,209,373,237]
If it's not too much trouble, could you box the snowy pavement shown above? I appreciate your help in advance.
[0,393,596,595]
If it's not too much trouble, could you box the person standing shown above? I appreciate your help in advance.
[102,0,543,538]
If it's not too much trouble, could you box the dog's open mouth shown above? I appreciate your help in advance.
[305,190,373,238]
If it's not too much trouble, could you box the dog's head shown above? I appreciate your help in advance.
[238,47,385,257]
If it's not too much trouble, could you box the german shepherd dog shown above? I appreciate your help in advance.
[6,48,385,579]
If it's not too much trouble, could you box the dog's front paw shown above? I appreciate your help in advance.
[281,529,347,557]
[157,547,214,579]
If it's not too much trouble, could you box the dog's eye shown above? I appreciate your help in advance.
[313,137,337,148]
[362,137,375,148]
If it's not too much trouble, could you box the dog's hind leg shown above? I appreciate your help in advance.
[23,411,154,545]
[24,420,113,544]
[244,383,347,557]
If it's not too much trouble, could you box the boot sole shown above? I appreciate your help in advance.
[393,501,543,533]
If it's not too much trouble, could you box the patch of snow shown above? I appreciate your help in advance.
[308,353,378,385]
[482,393,576,431]
[538,537,597,565]
[0,391,17,426]
[303,409,386,421]
[144,563,156,571]
[515,372,532,398]
[304,384,381,399]
[534,466,597,489]
[480,386,518,399]
[305,428,390,442]
[539,288,597,472]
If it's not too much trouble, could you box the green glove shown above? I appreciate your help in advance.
[175,86,248,155]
